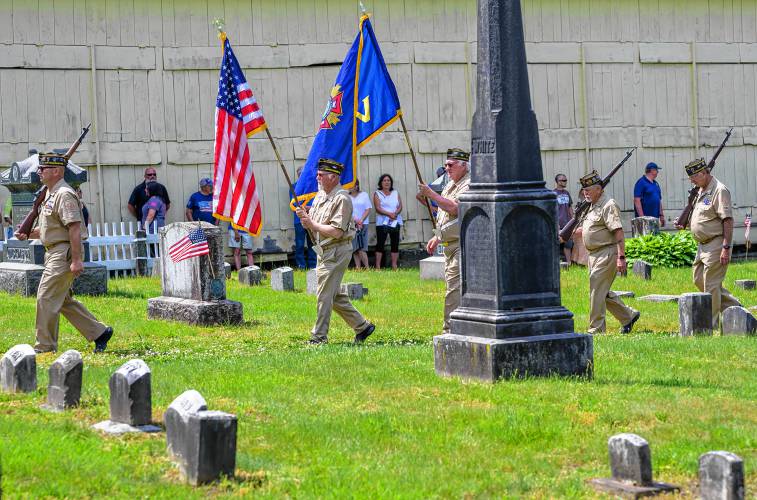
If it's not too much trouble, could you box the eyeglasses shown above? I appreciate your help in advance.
[145,173,157,178]
[557,178,568,183]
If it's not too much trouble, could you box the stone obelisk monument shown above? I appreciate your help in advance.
[433,0,593,381]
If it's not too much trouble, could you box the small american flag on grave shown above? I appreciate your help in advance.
[168,228,210,263]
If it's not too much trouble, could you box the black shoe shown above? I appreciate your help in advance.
[94,327,113,353]
[354,323,375,344]
[621,312,640,334]
[307,337,327,345]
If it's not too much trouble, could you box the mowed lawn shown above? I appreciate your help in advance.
[0,262,755,498]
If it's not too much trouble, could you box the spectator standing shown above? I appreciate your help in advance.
[75,187,89,228]
[633,162,665,226]
[141,182,167,231]
[127,167,171,221]
[349,180,371,269]
[229,225,254,270]
[553,173,574,264]
[185,177,217,224]
[373,173,403,270]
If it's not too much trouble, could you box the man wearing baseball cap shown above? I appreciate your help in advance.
[185,177,217,225]
[633,162,665,227]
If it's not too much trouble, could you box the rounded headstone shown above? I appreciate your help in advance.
[608,433,653,486]
[1,344,37,393]
[47,349,83,410]
[699,451,745,500]
[165,389,208,461]
[721,306,757,336]
[109,359,152,426]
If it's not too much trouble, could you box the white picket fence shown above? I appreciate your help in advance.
[86,221,160,277]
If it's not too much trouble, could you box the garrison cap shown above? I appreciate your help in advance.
[446,148,470,162]
[685,158,707,176]
[579,170,602,189]
[38,153,67,168]
[317,158,345,175]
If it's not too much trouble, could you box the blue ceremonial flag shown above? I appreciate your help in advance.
[292,14,402,208]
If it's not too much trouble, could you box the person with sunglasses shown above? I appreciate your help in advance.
[553,174,574,265]
[127,167,171,224]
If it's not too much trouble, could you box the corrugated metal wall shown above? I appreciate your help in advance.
[1,0,756,249]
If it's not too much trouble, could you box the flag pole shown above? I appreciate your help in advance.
[399,114,437,228]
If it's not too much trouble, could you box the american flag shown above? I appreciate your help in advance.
[168,228,210,263]
[212,33,265,236]
[745,213,752,240]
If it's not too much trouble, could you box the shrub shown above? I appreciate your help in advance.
[625,230,697,268]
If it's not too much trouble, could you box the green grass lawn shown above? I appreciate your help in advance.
[0,263,755,498]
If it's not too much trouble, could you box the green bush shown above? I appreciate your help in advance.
[626,230,697,268]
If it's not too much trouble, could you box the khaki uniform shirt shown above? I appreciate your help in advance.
[581,194,623,252]
[690,176,732,244]
[310,185,355,247]
[436,172,471,243]
[38,179,88,247]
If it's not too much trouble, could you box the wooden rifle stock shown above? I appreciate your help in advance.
[15,123,91,238]
[674,127,733,229]
[558,147,636,242]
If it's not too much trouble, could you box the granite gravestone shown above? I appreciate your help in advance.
[306,269,318,295]
[109,359,152,426]
[271,266,294,291]
[630,216,660,237]
[0,344,37,393]
[699,451,745,500]
[340,283,367,300]
[164,389,237,485]
[590,433,679,496]
[434,0,592,381]
[734,279,756,290]
[147,222,243,326]
[632,260,652,280]
[0,153,107,297]
[46,350,83,410]
[679,292,713,336]
[238,265,263,286]
[721,306,757,336]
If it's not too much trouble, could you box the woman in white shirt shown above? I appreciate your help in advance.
[373,173,403,270]
[349,180,371,270]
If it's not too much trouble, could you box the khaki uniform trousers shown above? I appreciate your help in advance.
[312,242,369,341]
[35,243,106,352]
[587,245,637,334]
[693,237,740,328]
[442,241,461,335]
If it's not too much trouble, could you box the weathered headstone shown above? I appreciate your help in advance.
[631,216,660,237]
[679,292,713,336]
[721,306,757,336]
[147,222,243,326]
[109,359,152,426]
[271,266,294,291]
[613,291,635,298]
[590,433,679,496]
[238,265,263,286]
[340,282,365,300]
[434,0,592,381]
[306,269,318,295]
[419,255,445,280]
[632,260,652,280]
[699,451,745,500]
[559,261,570,270]
[224,262,231,279]
[639,294,679,303]
[46,350,83,410]
[0,344,37,393]
[734,279,756,290]
[164,390,237,485]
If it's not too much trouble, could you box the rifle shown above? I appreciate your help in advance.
[674,127,733,229]
[558,147,637,242]
[16,123,91,238]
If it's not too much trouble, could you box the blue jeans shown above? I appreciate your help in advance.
[294,223,317,269]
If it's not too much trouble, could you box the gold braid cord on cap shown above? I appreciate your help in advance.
[579,170,602,188]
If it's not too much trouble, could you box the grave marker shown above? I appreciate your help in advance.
[632,260,652,280]
[721,306,757,336]
[699,451,745,500]
[46,350,83,410]
[0,344,36,393]
[679,293,713,336]
[271,266,294,291]
[238,265,263,286]
[109,359,152,426]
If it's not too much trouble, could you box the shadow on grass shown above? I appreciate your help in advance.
[107,289,151,299]
[593,376,719,390]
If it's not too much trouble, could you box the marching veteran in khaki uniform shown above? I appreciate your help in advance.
[418,148,471,335]
[579,171,640,334]
[677,159,740,327]
[15,153,113,353]
[296,158,375,344]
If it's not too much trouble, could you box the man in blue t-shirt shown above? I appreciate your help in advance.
[633,162,665,227]
[185,178,217,224]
